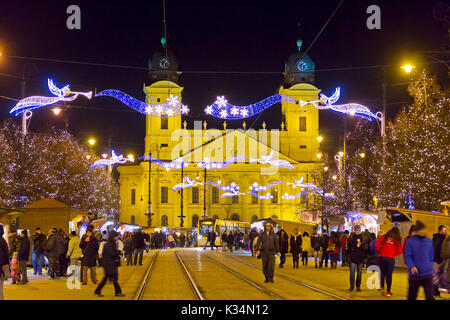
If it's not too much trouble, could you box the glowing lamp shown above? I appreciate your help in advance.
[338,151,344,157]
[401,65,415,73]
[127,154,135,162]
[332,175,337,180]
[88,138,96,146]
[52,107,62,115]
[359,152,366,158]
[324,166,329,171]
[102,153,108,159]
[317,136,324,143]
[316,153,323,159]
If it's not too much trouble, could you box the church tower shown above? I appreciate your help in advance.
[279,24,321,162]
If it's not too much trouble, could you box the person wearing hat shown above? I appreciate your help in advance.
[0,225,10,300]
[94,231,125,297]
[404,220,435,300]
[17,230,30,285]
[255,222,280,283]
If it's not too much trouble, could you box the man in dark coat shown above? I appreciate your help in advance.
[431,224,447,298]
[94,231,125,297]
[17,230,30,285]
[208,231,217,251]
[277,229,289,268]
[57,229,69,277]
[0,225,10,300]
[319,230,330,268]
[79,229,99,285]
[347,225,367,291]
[249,229,257,256]
[256,223,280,283]
[45,228,61,279]
[132,230,145,266]
[310,229,322,268]
[31,227,46,275]
[226,231,235,252]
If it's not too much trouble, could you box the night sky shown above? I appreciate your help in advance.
[0,0,448,157]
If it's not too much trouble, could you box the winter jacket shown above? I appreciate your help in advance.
[101,239,121,276]
[328,237,340,255]
[44,233,60,258]
[440,236,450,274]
[301,235,311,253]
[79,235,99,267]
[347,233,367,264]
[17,236,30,261]
[289,234,302,254]
[8,234,19,257]
[340,235,348,252]
[278,231,289,254]
[226,234,235,246]
[67,235,82,259]
[310,234,321,251]
[256,231,279,254]
[432,233,446,264]
[404,235,434,277]
[321,234,330,251]
[375,235,403,259]
[132,232,145,250]
[0,227,9,276]
[31,233,46,254]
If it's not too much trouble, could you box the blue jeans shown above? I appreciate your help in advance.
[33,252,45,275]
[349,262,363,289]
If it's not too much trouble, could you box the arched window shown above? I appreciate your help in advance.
[212,215,219,220]
[161,215,168,227]
[231,214,239,221]
[251,215,258,222]
[192,214,199,227]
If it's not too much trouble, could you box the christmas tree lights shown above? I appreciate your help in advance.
[10,78,92,116]
[96,90,189,116]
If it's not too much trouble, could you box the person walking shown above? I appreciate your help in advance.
[289,229,302,268]
[347,225,366,291]
[17,230,30,285]
[311,229,322,268]
[439,233,450,293]
[319,230,329,268]
[301,231,311,266]
[132,230,145,265]
[404,221,435,300]
[67,231,82,277]
[0,225,10,300]
[255,222,280,283]
[432,224,448,298]
[375,227,403,297]
[277,229,289,268]
[44,228,61,279]
[249,229,257,256]
[58,229,69,277]
[340,231,349,267]
[209,231,217,251]
[79,228,99,285]
[94,231,125,297]
[328,232,341,269]
[227,231,235,253]
[123,233,133,266]
[31,227,46,276]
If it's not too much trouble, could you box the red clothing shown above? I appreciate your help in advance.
[375,235,403,258]
[340,236,348,251]
[328,239,340,254]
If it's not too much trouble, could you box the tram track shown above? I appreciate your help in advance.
[216,251,349,300]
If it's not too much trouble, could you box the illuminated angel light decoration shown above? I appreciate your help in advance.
[287,177,319,191]
[140,155,188,171]
[206,181,245,198]
[282,191,308,200]
[91,150,131,168]
[204,94,297,120]
[197,156,247,170]
[249,151,294,170]
[96,90,189,117]
[248,191,273,200]
[172,176,202,191]
[249,181,284,192]
[299,87,379,121]
[10,78,92,116]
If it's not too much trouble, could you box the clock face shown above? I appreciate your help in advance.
[160,57,170,69]
[297,60,308,71]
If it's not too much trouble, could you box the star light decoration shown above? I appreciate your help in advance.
[204,94,296,120]
[197,156,247,170]
[10,78,92,116]
[96,90,189,117]
[249,151,294,170]
[140,155,188,171]
[91,150,131,168]
[248,181,284,192]
[172,176,202,191]
[206,181,245,198]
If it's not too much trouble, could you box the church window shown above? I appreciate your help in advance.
[271,189,278,203]
[161,187,168,203]
[299,117,307,131]
[299,145,307,149]
[192,187,199,204]
[131,189,136,205]
[212,187,219,204]
[161,117,168,130]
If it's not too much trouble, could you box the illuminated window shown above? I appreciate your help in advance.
[212,187,219,204]
[131,189,136,205]
[271,189,278,204]
[192,187,199,204]
[161,117,168,130]
[299,117,307,131]
[161,187,168,203]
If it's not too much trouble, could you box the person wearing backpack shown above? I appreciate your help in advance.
[328,232,341,268]
[310,229,322,268]
[31,227,46,276]
[375,227,403,297]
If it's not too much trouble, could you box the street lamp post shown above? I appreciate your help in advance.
[178,162,186,227]
[203,166,207,219]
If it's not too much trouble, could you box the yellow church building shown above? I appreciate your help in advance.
[118,38,324,228]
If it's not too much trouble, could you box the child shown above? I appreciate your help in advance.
[10,252,20,284]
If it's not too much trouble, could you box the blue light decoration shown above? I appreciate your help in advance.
[287,177,320,191]
[206,181,245,198]
[140,155,188,171]
[282,191,308,200]
[248,191,273,200]
[300,87,379,121]
[249,151,294,170]
[172,176,202,191]
[249,181,284,192]
[204,94,297,120]
[197,156,247,170]
[10,78,92,116]
[91,150,131,168]
[96,90,189,116]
